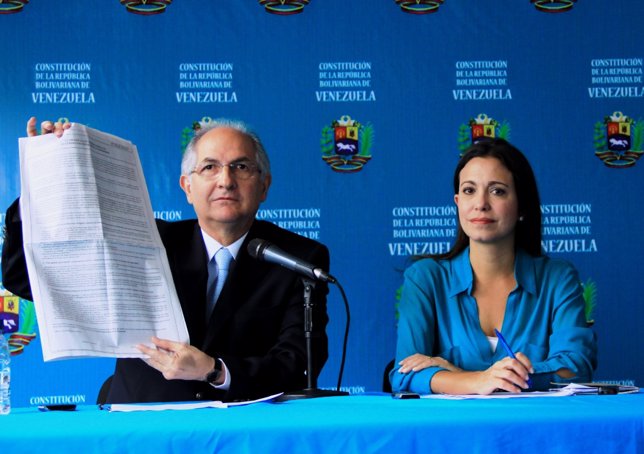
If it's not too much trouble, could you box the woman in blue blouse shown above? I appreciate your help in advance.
[391,139,597,394]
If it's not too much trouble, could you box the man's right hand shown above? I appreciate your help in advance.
[27,116,71,138]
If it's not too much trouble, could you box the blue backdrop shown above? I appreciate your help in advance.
[1,0,642,407]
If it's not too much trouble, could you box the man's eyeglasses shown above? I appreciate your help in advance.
[190,160,261,180]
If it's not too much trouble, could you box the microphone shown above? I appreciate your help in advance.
[247,238,336,283]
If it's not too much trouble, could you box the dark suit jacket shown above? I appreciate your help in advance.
[2,199,330,403]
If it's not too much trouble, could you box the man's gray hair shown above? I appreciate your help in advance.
[181,118,271,180]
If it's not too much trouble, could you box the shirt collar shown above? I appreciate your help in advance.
[448,248,473,297]
[514,248,537,296]
[447,247,538,297]
[200,229,248,261]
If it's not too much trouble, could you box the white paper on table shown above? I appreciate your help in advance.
[421,386,583,400]
[19,123,189,361]
[106,393,284,412]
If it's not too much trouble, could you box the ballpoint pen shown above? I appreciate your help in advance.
[494,328,533,388]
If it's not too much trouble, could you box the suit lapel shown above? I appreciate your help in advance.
[173,223,209,347]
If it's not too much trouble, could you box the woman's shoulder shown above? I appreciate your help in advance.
[404,255,454,281]
[522,251,580,280]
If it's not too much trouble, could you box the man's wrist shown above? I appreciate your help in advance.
[205,357,223,385]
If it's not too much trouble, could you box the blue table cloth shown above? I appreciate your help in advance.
[2,393,643,453]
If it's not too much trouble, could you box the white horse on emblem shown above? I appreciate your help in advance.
[609,137,628,148]
[337,143,356,152]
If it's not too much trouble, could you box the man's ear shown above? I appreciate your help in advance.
[260,174,272,202]
[180,175,193,204]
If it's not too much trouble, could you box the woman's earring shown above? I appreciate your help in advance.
[519,216,525,222]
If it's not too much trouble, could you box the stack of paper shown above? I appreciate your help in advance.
[19,124,189,361]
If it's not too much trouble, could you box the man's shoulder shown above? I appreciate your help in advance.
[250,220,327,252]
[155,218,198,232]
[153,218,328,254]
[155,218,199,244]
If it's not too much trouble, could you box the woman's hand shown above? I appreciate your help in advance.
[26,116,71,137]
[466,352,533,394]
[398,353,462,374]
[426,352,534,395]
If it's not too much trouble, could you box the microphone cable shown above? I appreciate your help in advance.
[331,279,350,393]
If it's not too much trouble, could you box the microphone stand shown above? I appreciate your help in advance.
[275,278,348,401]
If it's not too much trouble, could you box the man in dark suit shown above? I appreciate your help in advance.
[1,117,330,403]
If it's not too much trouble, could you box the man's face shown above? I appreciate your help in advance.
[180,127,271,239]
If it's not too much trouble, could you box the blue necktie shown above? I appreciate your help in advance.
[206,247,233,319]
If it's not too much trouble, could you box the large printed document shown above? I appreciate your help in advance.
[19,124,189,361]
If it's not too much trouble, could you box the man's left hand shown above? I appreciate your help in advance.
[137,336,215,382]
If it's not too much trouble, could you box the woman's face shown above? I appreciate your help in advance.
[454,156,519,248]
